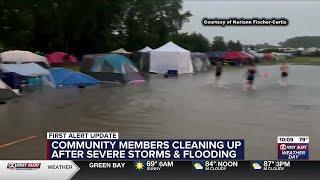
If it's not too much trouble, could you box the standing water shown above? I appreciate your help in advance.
[0,65,320,160]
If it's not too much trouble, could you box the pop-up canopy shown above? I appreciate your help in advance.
[111,48,132,54]
[138,46,153,53]
[150,41,193,74]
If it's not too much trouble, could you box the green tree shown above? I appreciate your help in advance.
[211,36,227,51]
[170,32,210,52]
[235,40,243,51]
[280,36,320,48]
[0,0,192,56]
[227,40,236,50]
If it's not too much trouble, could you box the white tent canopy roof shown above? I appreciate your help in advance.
[150,41,193,74]
[138,46,153,52]
[0,50,49,65]
[0,63,50,77]
[152,41,189,52]
[111,48,132,54]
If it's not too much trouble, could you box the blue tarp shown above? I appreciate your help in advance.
[49,68,99,88]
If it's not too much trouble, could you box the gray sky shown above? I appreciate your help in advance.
[181,1,320,45]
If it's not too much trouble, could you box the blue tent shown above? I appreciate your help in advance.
[81,54,145,84]
[49,68,99,88]
[206,51,225,59]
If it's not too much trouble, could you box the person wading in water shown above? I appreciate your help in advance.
[280,63,289,87]
[244,63,258,91]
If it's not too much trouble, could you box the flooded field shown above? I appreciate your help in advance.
[0,65,320,160]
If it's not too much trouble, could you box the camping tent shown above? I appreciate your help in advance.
[81,54,145,84]
[132,47,153,72]
[150,41,193,74]
[191,52,211,72]
[0,63,49,77]
[0,50,49,67]
[49,68,99,88]
[272,52,287,60]
[111,48,132,54]
[138,46,153,53]
[0,79,18,102]
[80,54,107,72]
[222,51,252,64]
[1,72,25,89]
[205,51,225,64]
[206,51,225,59]
[264,53,274,61]
[0,63,50,86]
[46,52,78,65]
[241,51,254,59]
[246,50,264,61]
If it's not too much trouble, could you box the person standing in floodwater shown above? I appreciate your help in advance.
[244,63,258,91]
[280,63,289,87]
[214,61,223,85]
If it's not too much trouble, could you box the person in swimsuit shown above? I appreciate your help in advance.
[280,63,289,87]
[245,63,257,91]
[214,61,223,85]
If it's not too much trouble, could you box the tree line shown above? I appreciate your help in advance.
[279,36,320,48]
[0,0,244,56]
[0,0,191,55]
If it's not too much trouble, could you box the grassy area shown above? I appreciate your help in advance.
[260,56,320,66]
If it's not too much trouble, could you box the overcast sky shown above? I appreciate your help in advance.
[181,1,320,45]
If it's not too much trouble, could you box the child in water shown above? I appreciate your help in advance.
[280,63,289,87]
[214,61,223,86]
[244,63,258,91]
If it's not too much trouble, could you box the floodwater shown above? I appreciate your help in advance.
[0,65,319,160]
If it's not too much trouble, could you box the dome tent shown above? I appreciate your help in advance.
[191,52,211,72]
[49,68,99,88]
[0,50,49,68]
[150,41,193,74]
[46,52,78,66]
[81,54,145,84]
[0,63,49,77]
[0,63,51,86]
[0,79,18,102]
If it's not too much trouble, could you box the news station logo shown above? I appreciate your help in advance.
[277,136,309,160]
[7,162,41,170]
[280,144,287,151]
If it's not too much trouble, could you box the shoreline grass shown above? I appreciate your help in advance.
[259,56,320,66]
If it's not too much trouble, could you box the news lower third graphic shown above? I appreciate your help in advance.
[46,132,245,160]
[277,136,309,160]
[1,132,318,179]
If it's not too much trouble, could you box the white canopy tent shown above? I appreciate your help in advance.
[111,48,132,54]
[138,46,153,53]
[150,41,193,74]
[0,50,49,65]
